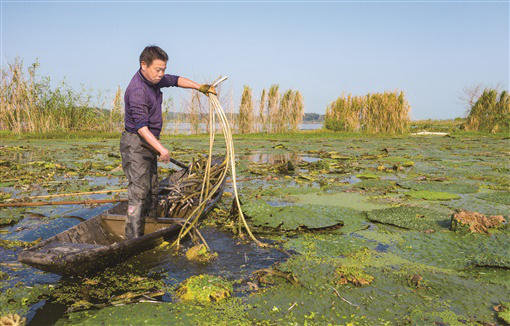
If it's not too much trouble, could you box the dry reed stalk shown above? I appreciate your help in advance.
[267,84,280,133]
[325,90,410,134]
[465,88,509,132]
[238,85,254,133]
[259,89,267,132]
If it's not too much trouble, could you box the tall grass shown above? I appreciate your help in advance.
[238,85,254,133]
[254,85,304,133]
[464,88,509,133]
[325,90,411,134]
[109,86,123,133]
[0,58,121,134]
[258,89,267,132]
[267,84,280,133]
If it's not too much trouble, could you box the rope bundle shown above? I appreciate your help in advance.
[168,90,265,248]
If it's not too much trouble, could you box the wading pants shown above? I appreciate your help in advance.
[120,132,159,239]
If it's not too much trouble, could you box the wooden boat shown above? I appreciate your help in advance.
[18,159,226,276]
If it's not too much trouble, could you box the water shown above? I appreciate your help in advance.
[164,122,323,134]
[26,227,288,325]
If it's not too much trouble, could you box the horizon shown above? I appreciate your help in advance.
[2,1,508,120]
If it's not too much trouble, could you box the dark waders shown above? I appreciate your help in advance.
[120,132,159,239]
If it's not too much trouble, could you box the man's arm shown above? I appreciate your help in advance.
[178,77,217,95]
[177,77,201,90]
[138,127,170,163]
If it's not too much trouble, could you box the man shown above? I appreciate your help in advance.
[121,45,215,239]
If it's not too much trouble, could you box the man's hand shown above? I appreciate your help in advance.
[159,148,171,163]
[198,84,217,96]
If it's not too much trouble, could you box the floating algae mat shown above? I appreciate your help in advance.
[291,192,390,211]
[366,206,451,231]
[1,135,510,325]
[243,200,360,230]
[398,180,480,194]
[406,190,461,201]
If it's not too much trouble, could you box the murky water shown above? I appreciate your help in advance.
[26,227,287,325]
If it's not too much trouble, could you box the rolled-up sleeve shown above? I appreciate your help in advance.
[157,74,180,88]
[129,88,150,131]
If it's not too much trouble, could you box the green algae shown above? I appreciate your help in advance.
[51,272,166,311]
[176,275,233,303]
[1,135,509,325]
[447,196,509,218]
[291,192,390,211]
[498,302,510,324]
[398,180,480,194]
[243,200,364,231]
[354,179,397,192]
[476,191,510,205]
[0,284,52,317]
[406,190,460,200]
[356,172,379,179]
[58,299,251,326]
[284,233,377,259]
[366,206,450,231]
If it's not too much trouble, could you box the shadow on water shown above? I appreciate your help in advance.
[27,227,288,325]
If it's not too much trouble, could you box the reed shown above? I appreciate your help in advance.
[267,84,280,133]
[258,89,267,132]
[109,86,123,133]
[464,88,509,133]
[290,90,304,131]
[325,90,411,134]
[187,91,201,134]
[0,58,118,134]
[238,85,254,133]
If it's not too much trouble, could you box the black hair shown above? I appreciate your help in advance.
[139,45,168,67]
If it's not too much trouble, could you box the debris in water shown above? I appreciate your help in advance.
[451,210,506,234]
[0,313,26,326]
[176,275,232,303]
[185,244,218,263]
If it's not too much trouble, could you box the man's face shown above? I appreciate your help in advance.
[141,59,167,84]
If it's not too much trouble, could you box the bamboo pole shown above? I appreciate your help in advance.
[0,198,127,208]
[6,189,127,201]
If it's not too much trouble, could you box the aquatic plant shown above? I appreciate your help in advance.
[366,206,450,231]
[406,190,460,201]
[267,84,280,133]
[238,85,254,134]
[176,275,232,303]
[0,58,121,134]
[464,88,509,132]
[258,89,267,132]
[324,90,411,134]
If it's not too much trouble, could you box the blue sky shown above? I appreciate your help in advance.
[2,1,509,119]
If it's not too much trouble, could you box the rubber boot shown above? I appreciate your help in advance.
[125,204,144,239]
[142,195,159,218]
[148,195,160,218]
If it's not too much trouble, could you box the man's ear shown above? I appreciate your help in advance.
[141,61,147,71]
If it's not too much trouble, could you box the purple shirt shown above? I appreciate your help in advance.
[124,70,180,138]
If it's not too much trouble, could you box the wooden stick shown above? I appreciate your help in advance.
[6,189,127,201]
[0,198,127,208]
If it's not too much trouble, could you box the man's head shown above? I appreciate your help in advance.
[139,45,168,84]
